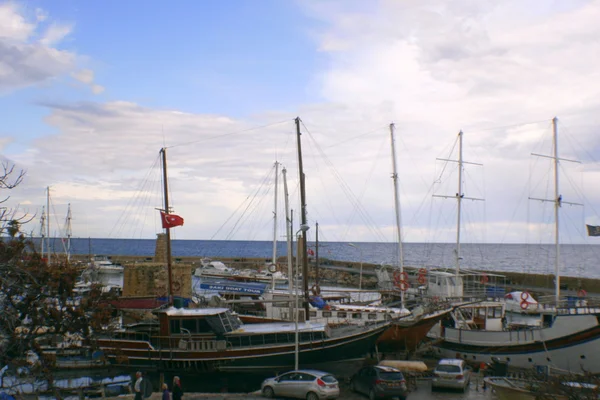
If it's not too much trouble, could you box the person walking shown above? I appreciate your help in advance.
[161,383,170,400]
[172,376,183,400]
[134,372,143,400]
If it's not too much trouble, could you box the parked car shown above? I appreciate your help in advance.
[432,359,472,392]
[349,365,408,400]
[261,369,339,400]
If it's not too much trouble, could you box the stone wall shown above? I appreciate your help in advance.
[122,263,192,298]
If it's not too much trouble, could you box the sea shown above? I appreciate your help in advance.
[45,238,600,279]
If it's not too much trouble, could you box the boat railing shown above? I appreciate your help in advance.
[177,338,230,352]
[536,295,600,314]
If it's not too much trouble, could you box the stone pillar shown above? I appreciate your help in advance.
[154,233,167,263]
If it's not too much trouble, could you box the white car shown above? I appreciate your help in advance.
[261,369,339,400]
[432,359,472,392]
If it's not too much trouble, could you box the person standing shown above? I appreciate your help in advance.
[134,372,143,400]
[172,376,183,400]
[161,383,170,400]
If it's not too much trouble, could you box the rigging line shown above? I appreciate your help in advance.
[324,124,389,148]
[167,119,292,149]
[301,120,388,243]
[109,153,161,238]
[214,164,275,240]
[462,118,550,134]
[558,119,600,165]
[434,136,459,183]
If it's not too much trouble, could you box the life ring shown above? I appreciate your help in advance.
[401,271,409,281]
[520,300,529,310]
[393,270,402,284]
[311,284,321,296]
[417,275,427,285]
[173,281,181,292]
[418,268,427,276]
[399,280,410,292]
[480,274,489,284]
[520,291,529,301]
[578,289,587,298]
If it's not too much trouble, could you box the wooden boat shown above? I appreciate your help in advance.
[97,306,391,372]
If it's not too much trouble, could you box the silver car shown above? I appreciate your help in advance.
[432,358,472,392]
[261,369,339,400]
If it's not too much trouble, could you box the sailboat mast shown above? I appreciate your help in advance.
[552,117,560,303]
[295,117,310,320]
[40,206,45,259]
[46,186,51,265]
[283,168,293,314]
[456,131,464,278]
[390,123,405,309]
[160,147,174,305]
[315,222,319,287]
[66,203,72,263]
[272,161,279,289]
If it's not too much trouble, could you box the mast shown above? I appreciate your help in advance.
[315,222,319,287]
[456,131,464,278]
[553,117,560,303]
[283,167,293,318]
[160,147,174,305]
[530,117,581,304]
[46,186,51,264]
[65,203,72,263]
[295,117,310,320]
[40,206,46,259]
[271,161,279,290]
[390,123,405,308]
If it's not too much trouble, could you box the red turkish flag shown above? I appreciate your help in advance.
[160,211,184,229]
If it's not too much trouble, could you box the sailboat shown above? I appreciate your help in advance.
[432,118,600,374]
[97,145,392,372]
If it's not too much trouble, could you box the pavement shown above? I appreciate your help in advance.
[121,377,496,399]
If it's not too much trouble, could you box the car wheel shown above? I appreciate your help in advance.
[369,388,376,400]
[262,386,274,398]
[306,391,319,400]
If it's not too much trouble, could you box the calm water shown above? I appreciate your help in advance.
[40,238,600,278]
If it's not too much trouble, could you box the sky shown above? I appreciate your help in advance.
[1,0,600,245]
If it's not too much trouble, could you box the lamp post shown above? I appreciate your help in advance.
[294,224,310,370]
[348,243,363,301]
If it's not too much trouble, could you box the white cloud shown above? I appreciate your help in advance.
[71,69,105,94]
[40,23,73,46]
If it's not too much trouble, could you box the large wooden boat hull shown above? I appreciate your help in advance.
[98,323,389,372]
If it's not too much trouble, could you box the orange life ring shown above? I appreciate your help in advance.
[399,280,410,292]
[578,289,587,298]
[480,274,489,284]
[401,271,409,281]
[418,268,427,276]
[417,275,426,285]
[520,300,529,310]
[520,291,529,301]
[393,270,402,284]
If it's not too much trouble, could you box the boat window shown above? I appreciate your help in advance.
[277,333,290,343]
[182,319,197,333]
[337,312,347,318]
[322,311,332,318]
[368,313,377,320]
[170,320,180,334]
[352,313,362,319]
[309,311,317,318]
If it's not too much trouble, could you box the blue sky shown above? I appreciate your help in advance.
[2,0,600,248]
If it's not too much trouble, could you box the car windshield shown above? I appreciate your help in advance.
[379,372,404,380]
[320,375,337,383]
[437,365,461,373]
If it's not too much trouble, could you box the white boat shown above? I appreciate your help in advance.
[88,255,124,274]
[193,258,239,278]
[432,118,600,374]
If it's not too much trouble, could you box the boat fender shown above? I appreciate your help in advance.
[311,284,321,296]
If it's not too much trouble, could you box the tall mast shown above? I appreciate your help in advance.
[271,161,280,290]
[530,117,581,304]
[455,131,464,278]
[283,167,294,320]
[66,203,72,263]
[390,123,405,309]
[295,117,310,320]
[315,222,319,287]
[160,148,174,305]
[46,186,51,265]
[40,206,46,259]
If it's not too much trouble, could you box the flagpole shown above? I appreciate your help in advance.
[160,147,174,306]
